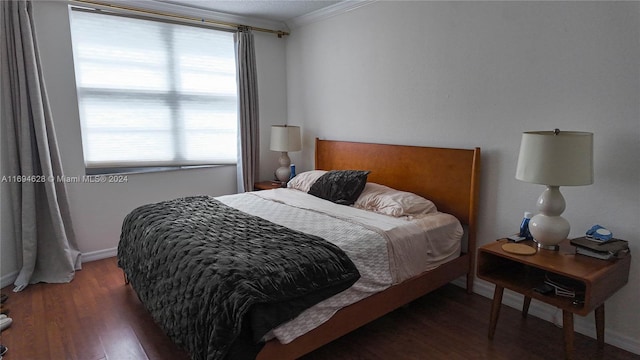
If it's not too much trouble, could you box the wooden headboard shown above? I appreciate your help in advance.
[315,138,481,230]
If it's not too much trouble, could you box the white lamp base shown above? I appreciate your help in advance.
[275,151,291,183]
[529,185,570,250]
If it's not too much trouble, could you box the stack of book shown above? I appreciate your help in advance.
[570,236,630,260]
[544,273,585,300]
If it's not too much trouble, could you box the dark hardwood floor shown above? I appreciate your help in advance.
[0,257,637,360]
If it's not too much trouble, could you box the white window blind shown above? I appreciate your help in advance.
[69,9,238,170]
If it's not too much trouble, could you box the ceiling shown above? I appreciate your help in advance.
[159,0,343,23]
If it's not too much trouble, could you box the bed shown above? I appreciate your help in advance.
[118,139,481,360]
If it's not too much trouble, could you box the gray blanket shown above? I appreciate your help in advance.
[117,195,360,360]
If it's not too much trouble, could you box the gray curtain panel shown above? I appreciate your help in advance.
[234,28,260,193]
[1,0,82,291]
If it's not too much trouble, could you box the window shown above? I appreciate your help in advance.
[69,9,238,172]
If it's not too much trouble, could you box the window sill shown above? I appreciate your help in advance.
[85,164,233,176]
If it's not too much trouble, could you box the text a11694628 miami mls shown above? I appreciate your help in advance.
[1,174,128,184]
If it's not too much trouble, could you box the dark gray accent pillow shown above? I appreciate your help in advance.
[308,170,370,205]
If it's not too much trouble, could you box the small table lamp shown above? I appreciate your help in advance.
[515,129,593,250]
[270,125,301,183]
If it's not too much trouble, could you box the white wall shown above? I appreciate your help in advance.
[0,0,288,284]
[286,1,639,354]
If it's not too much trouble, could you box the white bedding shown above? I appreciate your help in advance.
[217,188,462,344]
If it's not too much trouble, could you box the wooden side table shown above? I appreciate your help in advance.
[477,238,631,360]
[253,181,285,191]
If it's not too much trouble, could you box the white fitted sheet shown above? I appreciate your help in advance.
[217,188,462,344]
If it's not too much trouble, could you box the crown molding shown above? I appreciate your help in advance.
[286,0,376,30]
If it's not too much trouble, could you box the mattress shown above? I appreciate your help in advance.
[217,188,463,344]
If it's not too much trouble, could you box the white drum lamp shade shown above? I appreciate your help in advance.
[515,130,593,250]
[270,125,301,183]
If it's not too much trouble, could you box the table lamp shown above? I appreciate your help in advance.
[515,129,593,250]
[270,125,301,183]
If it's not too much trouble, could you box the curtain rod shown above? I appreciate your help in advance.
[68,0,290,37]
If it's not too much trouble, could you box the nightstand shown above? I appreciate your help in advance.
[477,238,631,360]
[253,181,284,191]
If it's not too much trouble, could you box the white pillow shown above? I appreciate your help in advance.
[287,170,327,192]
[354,182,437,217]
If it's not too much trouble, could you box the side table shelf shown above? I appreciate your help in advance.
[254,181,285,191]
[477,238,631,360]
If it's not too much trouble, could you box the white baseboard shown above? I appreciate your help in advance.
[457,278,640,356]
[0,247,117,290]
[80,247,117,263]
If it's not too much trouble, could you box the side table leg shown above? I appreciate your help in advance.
[595,304,605,349]
[522,296,531,318]
[488,285,504,339]
[562,310,575,360]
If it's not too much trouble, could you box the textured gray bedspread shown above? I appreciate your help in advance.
[117,195,360,360]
